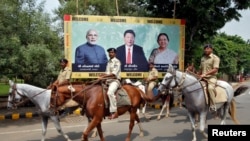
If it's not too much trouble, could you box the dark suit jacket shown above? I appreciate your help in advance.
[116,44,148,71]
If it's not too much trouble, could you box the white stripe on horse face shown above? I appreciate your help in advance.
[162,73,173,85]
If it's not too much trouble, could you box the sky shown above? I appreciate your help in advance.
[41,0,250,41]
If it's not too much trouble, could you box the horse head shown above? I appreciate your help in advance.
[7,80,23,109]
[49,82,85,113]
[158,64,179,94]
[49,84,67,112]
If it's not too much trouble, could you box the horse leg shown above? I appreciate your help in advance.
[157,101,166,120]
[178,95,183,108]
[137,102,150,121]
[135,110,144,137]
[157,95,170,120]
[165,95,170,118]
[187,112,197,141]
[82,117,104,141]
[96,123,105,140]
[90,128,98,138]
[199,113,208,139]
[143,102,151,120]
[84,118,98,138]
[126,108,142,141]
[49,115,71,141]
[194,114,199,127]
[41,116,48,141]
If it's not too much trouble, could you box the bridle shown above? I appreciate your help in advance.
[159,69,202,93]
[9,83,48,108]
[9,83,26,108]
[159,69,184,90]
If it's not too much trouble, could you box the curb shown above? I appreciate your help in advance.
[148,101,180,109]
[0,108,82,120]
[0,103,174,120]
[0,112,39,120]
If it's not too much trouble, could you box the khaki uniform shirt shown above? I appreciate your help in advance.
[105,57,121,80]
[200,53,220,78]
[57,66,72,84]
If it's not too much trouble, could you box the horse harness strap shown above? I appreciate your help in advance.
[173,72,203,93]
[11,83,48,107]
[176,72,186,89]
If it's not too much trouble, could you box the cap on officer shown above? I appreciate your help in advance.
[59,58,68,64]
[107,48,116,53]
[204,44,213,49]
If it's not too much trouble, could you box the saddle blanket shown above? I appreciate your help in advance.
[215,86,228,103]
[116,88,131,107]
[201,81,228,104]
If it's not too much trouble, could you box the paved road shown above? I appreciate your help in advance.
[0,81,249,141]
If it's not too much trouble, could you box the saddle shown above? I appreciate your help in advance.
[200,80,228,105]
[101,83,132,109]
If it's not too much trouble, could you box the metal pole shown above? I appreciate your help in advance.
[116,0,119,16]
[76,0,79,15]
[173,0,176,19]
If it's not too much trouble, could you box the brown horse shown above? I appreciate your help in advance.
[50,81,151,141]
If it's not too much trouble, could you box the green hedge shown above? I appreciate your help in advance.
[0,83,9,96]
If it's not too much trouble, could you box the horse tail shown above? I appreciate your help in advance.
[234,85,249,97]
[228,98,240,124]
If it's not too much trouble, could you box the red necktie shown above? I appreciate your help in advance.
[126,48,132,64]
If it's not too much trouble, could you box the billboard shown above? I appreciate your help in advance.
[64,15,185,79]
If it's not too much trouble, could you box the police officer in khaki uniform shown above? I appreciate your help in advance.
[48,58,72,118]
[48,59,72,88]
[145,62,158,94]
[99,48,121,119]
[198,44,220,111]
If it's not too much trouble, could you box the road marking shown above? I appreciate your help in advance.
[0,120,118,135]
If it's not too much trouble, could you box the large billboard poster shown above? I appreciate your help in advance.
[64,15,185,79]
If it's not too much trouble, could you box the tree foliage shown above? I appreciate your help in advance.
[191,33,250,80]
[0,0,62,86]
[54,0,250,76]
[1,0,250,86]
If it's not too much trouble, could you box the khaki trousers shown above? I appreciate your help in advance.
[107,81,120,113]
[207,77,217,105]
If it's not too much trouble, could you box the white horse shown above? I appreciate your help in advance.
[158,64,249,141]
[7,80,72,141]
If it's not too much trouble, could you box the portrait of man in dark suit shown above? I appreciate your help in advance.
[116,29,148,71]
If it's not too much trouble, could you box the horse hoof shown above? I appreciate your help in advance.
[139,132,144,137]
[194,123,198,127]
[145,115,151,120]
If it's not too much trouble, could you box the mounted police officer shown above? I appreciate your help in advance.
[98,48,121,119]
[198,44,220,112]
